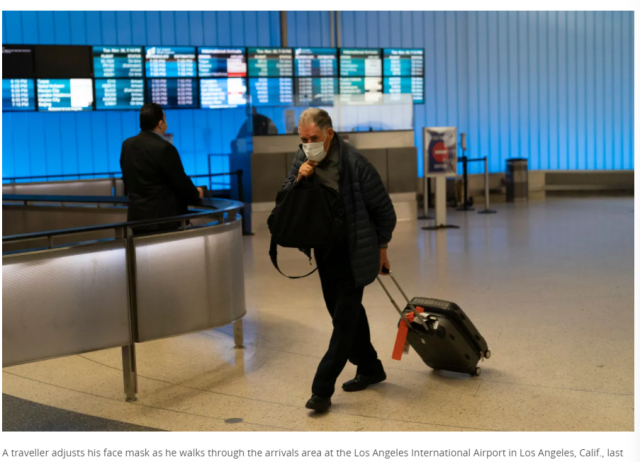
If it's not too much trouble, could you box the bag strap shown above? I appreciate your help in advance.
[269,236,319,279]
[269,235,342,280]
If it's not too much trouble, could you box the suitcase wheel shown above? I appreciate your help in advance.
[472,367,481,377]
[485,350,492,359]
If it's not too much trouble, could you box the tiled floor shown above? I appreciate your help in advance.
[2,198,634,431]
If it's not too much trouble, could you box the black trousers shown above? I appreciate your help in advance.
[312,238,384,398]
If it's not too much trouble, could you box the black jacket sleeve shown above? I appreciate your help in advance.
[359,161,397,246]
[282,151,305,191]
[160,143,200,204]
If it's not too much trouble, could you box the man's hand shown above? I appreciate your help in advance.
[379,248,390,275]
[197,187,204,198]
[297,161,318,182]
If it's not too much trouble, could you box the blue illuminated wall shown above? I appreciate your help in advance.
[334,12,634,175]
[1,11,285,180]
[2,11,634,180]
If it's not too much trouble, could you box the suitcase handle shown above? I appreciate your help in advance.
[377,272,432,333]
[385,269,412,304]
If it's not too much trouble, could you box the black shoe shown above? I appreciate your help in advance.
[305,395,331,412]
[342,372,387,392]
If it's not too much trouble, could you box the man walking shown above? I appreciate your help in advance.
[281,108,397,412]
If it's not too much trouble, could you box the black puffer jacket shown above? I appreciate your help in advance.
[282,135,397,287]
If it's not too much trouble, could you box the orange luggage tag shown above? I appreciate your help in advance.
[392,307,424,361]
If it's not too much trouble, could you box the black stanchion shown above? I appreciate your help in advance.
[456,156,475,212]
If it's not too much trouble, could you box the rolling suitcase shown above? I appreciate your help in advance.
[377,270,491,376]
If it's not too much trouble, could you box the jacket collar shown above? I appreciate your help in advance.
[141,130,167,142]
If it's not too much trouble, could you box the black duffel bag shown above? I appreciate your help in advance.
[268,174,344,278]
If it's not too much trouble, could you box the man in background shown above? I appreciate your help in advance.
[120,103,203,233]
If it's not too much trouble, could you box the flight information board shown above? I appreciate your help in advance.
[37,79,93,112]
[95,79,144,110]
[145,47,197,78]
[339,77,382,103]
[2,79,36,111]
[200,78,247,109]
[294,48,337,77]
[383,49,424,77]
[249,78,294,106]
[34,45,93,78]
[248,48,293,77]
[198,48,246,77]
[93,46,144,78]
[295,78,337,106]
[3,46,35,78]
[339,49,382,77]
[383,77,424,103]
[147,78,198,109]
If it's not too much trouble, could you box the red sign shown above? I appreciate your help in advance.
[432,141,448,163]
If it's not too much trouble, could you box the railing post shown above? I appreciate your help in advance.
[233,319,244,349]
[121,344,138,402]
[236,170,253,236]
[208,157,213,191]
[478,156,497,215]
[120,227,138,402]
[236,169,244,203]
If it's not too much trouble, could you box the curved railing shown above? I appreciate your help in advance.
[2,195,247,401]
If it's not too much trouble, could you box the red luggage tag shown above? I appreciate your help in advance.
[392,307,424,361]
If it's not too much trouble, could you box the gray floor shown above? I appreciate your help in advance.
[2,198,634,431]
[2,394,160,431]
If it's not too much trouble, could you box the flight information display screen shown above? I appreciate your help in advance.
[200,78,247,109]
[93,46,144,78]
[339,77,383,103]
[383,49,424,77]
[339,49,382,77]
[295,78,337,106]
[198,48,246,77]
[34,45,93,78]
[294,48,337,77]
[37,79,94,112]
[147,78,198,109]
[145,47,197,78]
[247,48,293,77]
[3,46,35,78]
[249,78,294,106]
[2,79,36,111]
[383,77,424,103]
[95,79,145,110]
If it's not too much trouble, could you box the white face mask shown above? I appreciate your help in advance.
[302,141,327,162]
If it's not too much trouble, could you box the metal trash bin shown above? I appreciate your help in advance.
[506,158,528,202]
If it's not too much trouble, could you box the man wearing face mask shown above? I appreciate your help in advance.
[281,108,397,413]
[120,103,203,234]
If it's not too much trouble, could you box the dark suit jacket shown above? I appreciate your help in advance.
[120,130,200,233]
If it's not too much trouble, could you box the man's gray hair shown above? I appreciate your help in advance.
[299,108,333,130]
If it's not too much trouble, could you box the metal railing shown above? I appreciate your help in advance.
[3,171,239,194]
[2,170,251,234]
[3,194,246,402]
[3,172,122,183]
[3,194,243,246]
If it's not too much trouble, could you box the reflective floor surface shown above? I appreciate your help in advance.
[2,198,634,431]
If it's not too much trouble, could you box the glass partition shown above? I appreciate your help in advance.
[246,92,413,135]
